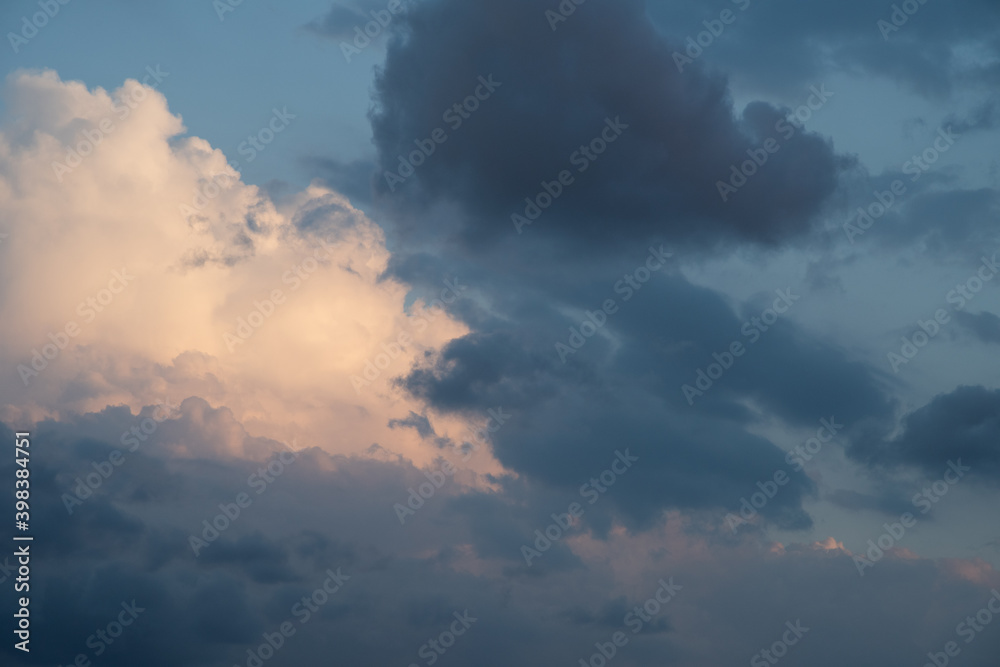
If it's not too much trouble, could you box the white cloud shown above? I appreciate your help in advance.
[0,69,479,466]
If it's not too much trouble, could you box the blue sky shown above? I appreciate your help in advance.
[3,0,378,187]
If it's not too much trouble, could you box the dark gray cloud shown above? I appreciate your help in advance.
[397,265,896,531]
[368,0,850,252]
[4,405,1000,667]
[849,385,1000,482]
[388,410,435,438]
[361,0,899,531]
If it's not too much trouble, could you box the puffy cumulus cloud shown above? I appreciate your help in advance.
[367,0,849,252]
[0,69,477,466]
[849,385,1000,483]
[3,406,1000,666]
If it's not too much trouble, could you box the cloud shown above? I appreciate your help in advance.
[387,410,435,438]
[304,1,405,40]
[945,98,1000,134]
[368,0,850,252]
[6,3,1000,665]
[395,267,897,529]
[300,156,378,208]
[352,1,896,533]
[868,188,1000,258]
[4,405,1000,666]
[956,310,1000,344]
[825,487,915,517]
[646,0,1000,98]
[0,69,473,467]
[849,385,1000,482]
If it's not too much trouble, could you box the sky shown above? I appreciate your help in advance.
[1,0,999,665]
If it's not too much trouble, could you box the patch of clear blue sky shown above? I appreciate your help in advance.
[1,0,382,188]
